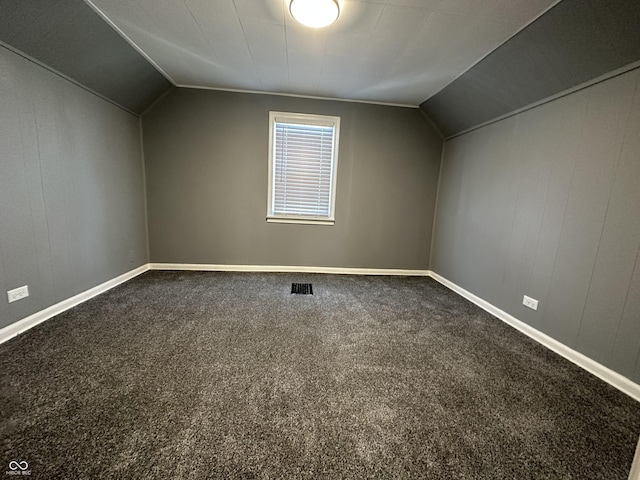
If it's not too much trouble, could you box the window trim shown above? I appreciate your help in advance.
[267,111,340,226]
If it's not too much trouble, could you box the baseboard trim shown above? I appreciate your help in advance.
[149,263,431,276]
[3,263,637,402]
[0,264,150,345]
[428,271,640,403]
[0,263,426,345]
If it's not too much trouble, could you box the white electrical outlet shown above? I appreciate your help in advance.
[523,295,539,311]
[7,285,29,303]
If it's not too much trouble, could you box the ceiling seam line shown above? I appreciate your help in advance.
[184,0,223,65]
[231,0,263,91]
[283,0,291,91]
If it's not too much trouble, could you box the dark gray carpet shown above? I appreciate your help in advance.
[1,271,639,479]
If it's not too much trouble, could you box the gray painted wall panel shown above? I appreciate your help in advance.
[427,141,461,281]
[612,247,640,380]
[142,89,442,270]
[628,255,640,380]
[15,91,57,312]
[421,0,640,137]
[631,259,640,380]
[0,53,46,322]
[542,73,635,346]
[574,103,639,362]
[497,106,555,318]
[519,93,587,331]
[429,117,519,303]
[0,47,148,330]
[465,120,519,304]
[584,73,640,372]
[430,67,640,383]
[0,0,172,114]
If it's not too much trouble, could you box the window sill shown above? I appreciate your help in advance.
[266,216,335,226]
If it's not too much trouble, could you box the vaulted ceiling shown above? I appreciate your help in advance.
[85,0,557,106]
[1,0,639,135]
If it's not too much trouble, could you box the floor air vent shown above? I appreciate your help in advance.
[291,283,313,295]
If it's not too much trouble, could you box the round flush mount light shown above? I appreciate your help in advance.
[289,0,340,28]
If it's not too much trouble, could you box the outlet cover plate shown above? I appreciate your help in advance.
[7,285,29,303]
[523,295,539,311]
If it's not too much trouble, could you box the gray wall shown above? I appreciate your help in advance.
[0,46,148,329]
[143,89,443,270]
[430,67,640,382]
[421,0,640,137]
[0,0,172,114]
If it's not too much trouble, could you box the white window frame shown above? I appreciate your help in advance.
[267,111,340,225]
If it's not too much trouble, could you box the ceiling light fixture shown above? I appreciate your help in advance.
[289,0,340,28]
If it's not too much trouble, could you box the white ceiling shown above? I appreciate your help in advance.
[86,0,558,106]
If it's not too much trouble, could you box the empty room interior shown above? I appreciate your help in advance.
[2,0,640,478]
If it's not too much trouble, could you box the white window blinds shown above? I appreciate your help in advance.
[268,112,340,225]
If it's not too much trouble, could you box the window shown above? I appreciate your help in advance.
[267,111,340,225]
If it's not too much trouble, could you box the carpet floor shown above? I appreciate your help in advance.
[1,271,640,479]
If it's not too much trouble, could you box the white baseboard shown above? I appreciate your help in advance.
[0,263,428,344]
[428,271,640,403]
[149,263,431,276]
[0,264,150,345]
[3,263,638,404]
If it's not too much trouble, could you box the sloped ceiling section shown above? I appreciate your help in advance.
[85,0,558,107]
[421,0,640,138]
[0,0,172,115]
